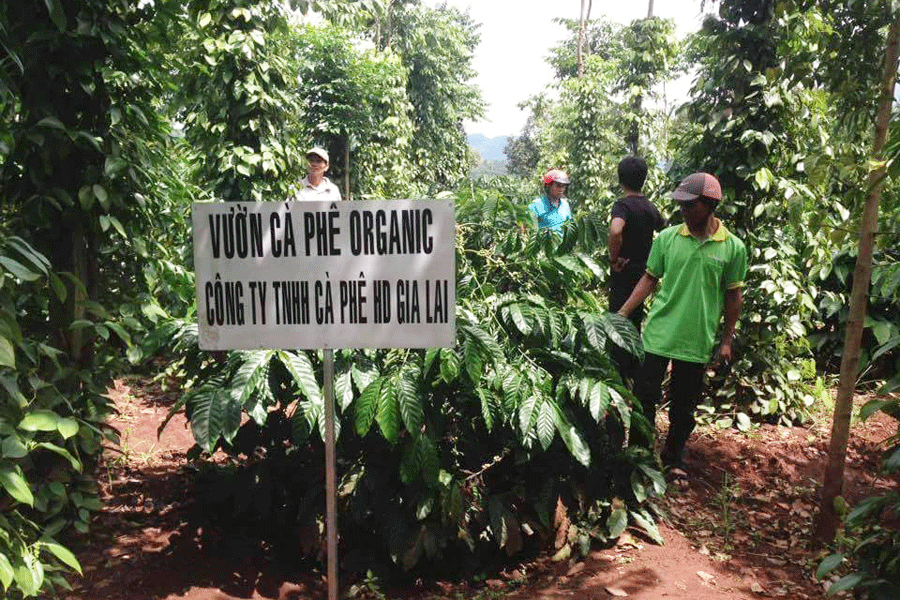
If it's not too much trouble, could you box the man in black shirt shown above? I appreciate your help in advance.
[608,156,665,384]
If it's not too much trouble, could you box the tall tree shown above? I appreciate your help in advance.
[387,3,485,187]
[814,12,900,544]
[577,0,593,78]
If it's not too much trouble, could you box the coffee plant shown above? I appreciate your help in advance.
[157,179,665,577]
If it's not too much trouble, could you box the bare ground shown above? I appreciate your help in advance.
[56,378,898,600]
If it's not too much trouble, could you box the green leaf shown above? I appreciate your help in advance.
[859,399,888,421]
[399,437,421,484]
[104,157,127,177]
[536,399,556,450]
[277,351,321,404]
[43,0,67,30]
[355,378,382,436]
[0,466,33,506]
[335,370,354,411]
[106,215,127,238]
[93,184,109,210]
[376,380,400,443]
[0,336,14,369]
[638,463,667,496]
[439,348,460,382]
[34,442,82,471]
[816,553,844,579]
[631,472,647,502]
[36,115,65,129]
[607,505,627,538]
[461,323,503,362]
[554,405,590,467]
[508,303,532,335]
[2,436,27,458]
[423,348,439,377]
[188,387,232,452]
[602,313,644,360]
[78,185,94,210]
[589,381,611,422]
[478,388,495,432]
[290,409,310,442]
[40,541,82,574]
[56,417,79,439]
[232,350,274,405]
[630,509,664,544]
[827,573,864,595]
[49,273,67,303]
[463,339,483,384]
[397,371,423,436]
[13,557,39,596]
[419,434,439,485]
[581,313,606,349]
[0,256,41,281]
[518,394,538,436]
[19,410,60,432]
[0,553,12,590]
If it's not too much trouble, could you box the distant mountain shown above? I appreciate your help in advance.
[467,133,510,163]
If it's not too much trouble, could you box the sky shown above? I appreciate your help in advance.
[425,0,714,138]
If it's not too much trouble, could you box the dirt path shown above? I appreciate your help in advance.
[59,378,897,600]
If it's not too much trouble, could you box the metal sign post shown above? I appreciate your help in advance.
[323,348,338,600]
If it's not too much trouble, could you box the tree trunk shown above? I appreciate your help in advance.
[577,0,592,78]
[813,14,900,544]
[344,140,350,201]
[647,0,654,18]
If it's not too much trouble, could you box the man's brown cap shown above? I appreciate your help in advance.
[672,172,722,202]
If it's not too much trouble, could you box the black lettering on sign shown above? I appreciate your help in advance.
[249,212,264,257]
[283,211,297,257]
[339,278,368,324]
[373,280,391,324]
[396,279,420,324]
[270,213,282,257]
[426,279,448,323]
[300,281,310,324]
[304,211,342,257]
[348,209,436,255]
[204,274,245,326]
[248,281,267,325]
[208,207,269,259]
[273,280,309,325]
[315,279,334,324]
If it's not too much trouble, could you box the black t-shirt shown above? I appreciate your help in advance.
[610,194,665,269]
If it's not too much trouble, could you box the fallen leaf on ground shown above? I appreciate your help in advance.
[605,586,628,597]
[750,581,767,595]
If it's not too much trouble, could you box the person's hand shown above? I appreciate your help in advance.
[612,256,630,272]
[717,339,733,363]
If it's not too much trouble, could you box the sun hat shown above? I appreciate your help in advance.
[306,147,329,163]
[542,169,571,186]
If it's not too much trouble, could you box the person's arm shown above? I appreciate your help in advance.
[718,287,743,362]
[608,216,629,272]
[617,273,659,318]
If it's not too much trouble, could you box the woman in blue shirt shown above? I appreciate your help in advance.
[529,169,572,231]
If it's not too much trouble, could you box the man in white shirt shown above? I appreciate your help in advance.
[291,147,343,201]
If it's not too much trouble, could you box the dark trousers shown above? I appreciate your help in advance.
[609,266,646,385]
[630,352,705,461]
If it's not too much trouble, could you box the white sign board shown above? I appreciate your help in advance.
[192,200,456,350]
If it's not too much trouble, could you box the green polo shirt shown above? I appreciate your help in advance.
[642,220,747,364]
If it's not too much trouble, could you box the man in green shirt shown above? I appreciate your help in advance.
[617,172,747,468]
